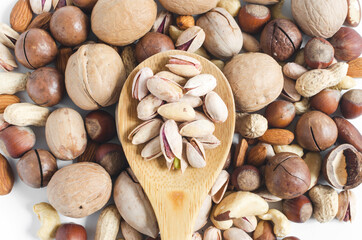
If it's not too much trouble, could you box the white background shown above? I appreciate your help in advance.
[0,0,361,239]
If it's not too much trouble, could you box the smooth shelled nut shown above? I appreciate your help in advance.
[330,27,362,61]
[0,126,36,158]
[304,38,334,69]
[238,4,271,34]
[55,223,87,240]
[333,117,362,152]
[95,143,127,177]
[231,165,261,191]
[0,153,14,195]
[340,89,362,119]
[282,195,313,223]
[310,89,341,115]
[265,100,295,128]
[85,110,116,143]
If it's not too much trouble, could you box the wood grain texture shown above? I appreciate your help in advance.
[117,50,235,240]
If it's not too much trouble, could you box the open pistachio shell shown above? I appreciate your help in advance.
[128,119,162,145]
[166,55,202,77]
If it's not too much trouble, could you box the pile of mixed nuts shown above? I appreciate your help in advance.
[0,0,361,239]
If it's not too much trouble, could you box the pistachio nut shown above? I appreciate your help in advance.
[155,71,187,85]
[184,74,217,97]
[152,10,172,35]
[186,138,206,168]
[194,111,210,121]
[196,7,243,59]
[203,226,222,240]
[141,136,162,161]
[121,221,143,240]
[223,227,252,240]
[336,190,356,222]
[166,55,202,78]
[114,171,159,238]
[194,47,211,60]
[137,94,164,121]
[128,119,163,145]
[233,216,258,233]
[209,170,230,204]
[176,26,206,53]
[0,43,17,72]
[180,120,215,138]
[52,0,73,9]
[194,195,212,231]
[146,75,184,102]
[0,72,29,94]
[0,23,19,49]
[132,67,153,101]
[196,134,221,149]
[204,91,228,123]
[157,102,196,122]
[30,0,52,14]
[169,25,184,43]
[179,95,203,108]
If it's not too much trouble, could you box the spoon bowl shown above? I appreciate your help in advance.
[117,50,235,240]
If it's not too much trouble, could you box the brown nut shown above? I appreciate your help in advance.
[0,95,20,114]
[27,12,53,31]
[304,37,334,69]
[135,32,174,63]
[295,111,338,151]
[238,4,271,34]
[26,67,65,107]
[323,144,362,190]
[50,6,89,47]
[247,143,267,167]
[265,152,311,199]
[85,110,116,143]
[77,140,99,163]
[231,165,261,191]
[258,129,294,146]
[0,126,36,158]
[0,153,14,195]
[310,89,341,115]
[330,27,362,61]
[340,89,362,119]
[346,0,361,27]
[56,47,73,74]
[333,117,362,152]
[253,220,276,240]
[336,190,356,222]
[281,77,301,102]
[176,15,195,30]
[17,149,58,188]
[73,0,98,11]
[282,195,313,223]
[95,143,127,177]
[55,223,87,240]
[260,19,302,62]
[233,139,248,168]
[10,0,33,33]
[265,100,295,128]
[15,28,58,69]
[0,114,10,132]
[282,237,300,240]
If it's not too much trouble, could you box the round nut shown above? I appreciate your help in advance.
[310,89,341,115]
[304,38,334,69]
[238,4,271,34]
[0,126,36,159]
[73,0,98,10]
[265,100,295,128]
[330,27,362,61]
[95,143,127,177]
[85,110,116,143]
[55,223,87,240]
[340,89,362,119]
[282,195,313,223]
[231,165,261,191]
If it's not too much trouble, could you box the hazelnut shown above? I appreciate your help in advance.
[238,4,271,34]
[85,110,116,143]
[15,28,58,69]
[282,195,313,223]
[304,38,334,69]
[253,220,276,240]
[265,100,295,128]
[176,15,195,30]
[0,126,36,158]
[330,27,362,61]
[50,6,90,47]
[0,153,14,196]
[333,117,362,152]
[265,152,311,199]
[295,111,338,151]
[55,223,87,240]
[231,165,261,191]
[336,190,356,222]
[26,67,65,107]
[72,0,98,11]
[95,143,127,177]
[135,32,175,63]
[310,89,341,115]
[322,144,362,190]
[260,19,302,61]
[340,89,362,119]
[346,0,361,27]
[17,149,58,188]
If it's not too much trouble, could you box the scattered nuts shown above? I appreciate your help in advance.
[282,195,313,223]
[336,190,356,222]
[95,143,127,177]
[330,27,362,61]
[10,0,33,33]
[33,202,61,240]
[235,113,268,139]
[231,165,261,191]
[0,153,14,195]
[333,117,362,152]
[253,220,276,240]
[95,205,121,240]
[310,89,341,115]
[258,209,291,238]
[55,223,87,240]
[85,110,116,143]
[0,126,36,158]
[309,185,339,223]
[265,100,295,128]
[340,89,362,119]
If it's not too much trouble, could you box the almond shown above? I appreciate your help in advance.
[10,0,33,33]
[247,143,267,167]
[258,129,294,145]
[56,47,73,74]
[26,12,52,31]
[0,153,14,195]
[347,57,362,78]
[0,95,20,113]
[233,139,248,167]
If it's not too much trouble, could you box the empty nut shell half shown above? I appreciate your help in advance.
[336,190,356,222]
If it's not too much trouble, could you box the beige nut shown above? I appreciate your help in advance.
[0,72,29,94]
[194,195,212,231]
[332,76,356,90]
[303,152,322,190]
[121,221,143,240]
[283,62,308,80]
[235,113,268,139]
[4,103,50,127]
[242,32,261,53]
[217,0,241,17]
[223,227,252,240]
[33,202,61,240]
[273,144,304,157]
[203,226,222,240]
[95,205,121,240]
[294,97,310,115]
[0,42,18,71]
[210,204,233,230]
[258,209,290,238]
[309,185,339,223]
[233,215,257,233]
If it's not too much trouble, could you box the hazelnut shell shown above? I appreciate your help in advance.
[238,4,271,34]
[330,27,362,61]
[55,223,87,240]
[340,89,362,119]
[265,100,295,128]
[85,110,116,143]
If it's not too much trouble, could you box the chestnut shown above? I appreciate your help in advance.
[85,110,116,143]
[238,4,271,34]
[0,126,36,158]
[16,149,58,188]
[340,89,362,119]
[310,89,341,115]
[231,165,261,191]
[15,28,58,69]
[265,152,311,199]
[95,143,127,177]
[282,195,313,223]
[265,100,295,128]
[322,144,362,190]
[330,27,362,61]
[55,223,87,240]
[50,6,90,47]
[260,19,302,62]
[135,32,174,63]
[72,0,98,11]
[295,111,338,152]
[26,67,65,107]
[304,37,334,69]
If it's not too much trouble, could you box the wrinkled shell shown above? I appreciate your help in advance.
[235,113,268,139]
[47,162,112,218]
[159,0,218,15]
[309,185,339,223]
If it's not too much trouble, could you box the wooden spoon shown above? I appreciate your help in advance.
[117,50,235,240]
